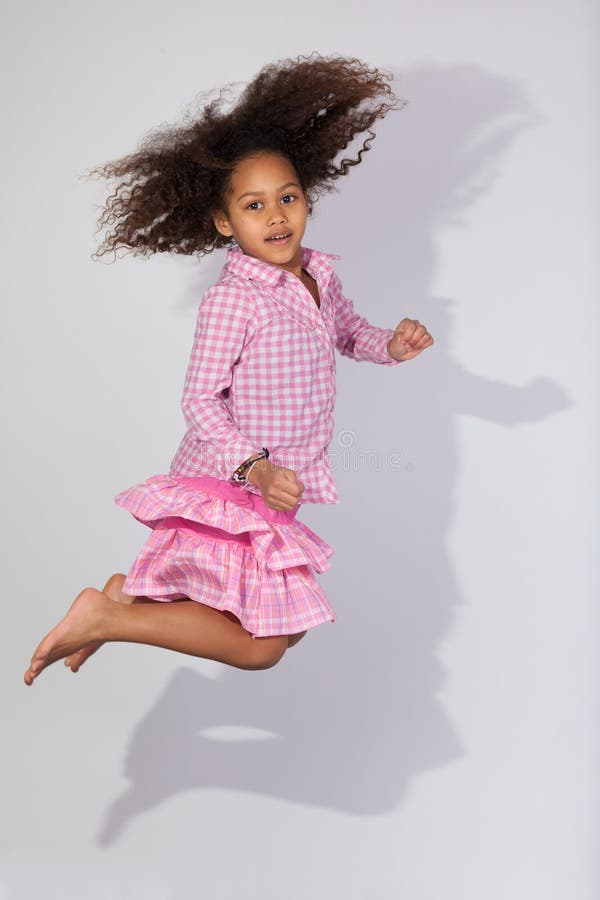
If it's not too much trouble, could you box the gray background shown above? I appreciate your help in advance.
[2,1,598,897]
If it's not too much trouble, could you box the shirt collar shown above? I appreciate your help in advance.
[223,245,341,285]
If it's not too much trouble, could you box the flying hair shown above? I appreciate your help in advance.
[86,53,406,259]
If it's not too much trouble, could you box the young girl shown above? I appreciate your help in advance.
[24,54,433,685]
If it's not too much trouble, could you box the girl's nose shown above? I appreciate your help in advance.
[267,206,287,225]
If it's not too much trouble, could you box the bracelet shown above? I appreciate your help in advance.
[244,458,261,484]
[231,448,270,485]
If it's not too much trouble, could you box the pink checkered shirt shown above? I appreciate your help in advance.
[168,245,403,504]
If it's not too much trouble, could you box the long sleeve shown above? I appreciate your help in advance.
[180,283,263,477]
[332,272,404,366]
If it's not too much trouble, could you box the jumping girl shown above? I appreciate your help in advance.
[24,54,434,685]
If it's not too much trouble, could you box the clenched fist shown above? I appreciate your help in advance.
[387,318,434,362]
[248,459,304,511]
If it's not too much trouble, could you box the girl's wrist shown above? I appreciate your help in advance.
[247,458,272,485]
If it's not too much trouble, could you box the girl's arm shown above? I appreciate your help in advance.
[331,272,404,366]
[180,284,263,477]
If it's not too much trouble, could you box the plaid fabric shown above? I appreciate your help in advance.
[115,474,336,638]
[169,245,403,505]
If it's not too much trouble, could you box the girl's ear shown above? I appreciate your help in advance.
[212,210,233,237]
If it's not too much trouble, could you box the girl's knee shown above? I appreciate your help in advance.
[287,630,307,648]
[246,635,288,670]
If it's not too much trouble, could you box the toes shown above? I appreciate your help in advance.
[65,652,81,671]
[30,656,46,677]
[24,652,48,683]
[64,642,101,673]
[24,656,44,684]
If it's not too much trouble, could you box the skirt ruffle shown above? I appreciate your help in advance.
[114,473,336,638]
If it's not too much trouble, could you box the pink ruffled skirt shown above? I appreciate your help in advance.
[114,473,336,638]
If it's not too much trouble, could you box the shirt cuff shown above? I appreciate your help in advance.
[377,330,405,366]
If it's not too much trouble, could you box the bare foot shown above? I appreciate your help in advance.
[24,587,116,685]
[64,573,134,673]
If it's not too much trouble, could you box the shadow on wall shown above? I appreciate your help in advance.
[96,62,570,846]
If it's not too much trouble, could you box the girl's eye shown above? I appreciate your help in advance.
[246,194,298,210]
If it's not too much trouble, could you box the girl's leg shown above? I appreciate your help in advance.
[24,577,289,685]
[63,573,173,672]
[65,575,307,671]
[287,631,307,648]
[64,572,136,672]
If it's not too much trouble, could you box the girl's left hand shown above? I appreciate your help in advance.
[387,318,434,361]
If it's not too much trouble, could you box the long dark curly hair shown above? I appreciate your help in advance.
[87,53,405,259]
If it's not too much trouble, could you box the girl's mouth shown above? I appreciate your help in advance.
[265,232,292,245]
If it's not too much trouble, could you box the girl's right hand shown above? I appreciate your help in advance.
[248,459,304,510]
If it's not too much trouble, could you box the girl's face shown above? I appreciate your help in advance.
[212,152,309,274]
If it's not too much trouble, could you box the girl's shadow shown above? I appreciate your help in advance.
[97,62,569,846]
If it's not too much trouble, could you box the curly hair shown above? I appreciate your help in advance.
[87,53,405,259]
